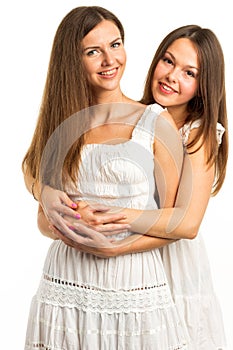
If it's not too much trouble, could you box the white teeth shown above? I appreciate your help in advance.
[100,69,116,76]
[162,84,172,91]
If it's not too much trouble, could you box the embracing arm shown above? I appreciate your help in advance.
[117,129,214,240]
[74,126,213,243]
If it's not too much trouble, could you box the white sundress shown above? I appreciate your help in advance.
[24,104,188,350]
[149,104,227,350]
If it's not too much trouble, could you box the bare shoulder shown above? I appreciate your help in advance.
[159,109,178,130]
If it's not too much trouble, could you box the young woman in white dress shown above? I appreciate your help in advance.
[23,11,228,350]
[22,6,188,349]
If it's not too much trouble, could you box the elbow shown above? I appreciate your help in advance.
[170,221,200,240]
[184,226,199,240]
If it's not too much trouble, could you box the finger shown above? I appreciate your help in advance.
[89,203,110,212]
[73,222,99,238]
[94,213,127,225]
[53,224,86,244]
[59,192,78,209]
[102,229,130,236]
[96,223,131,233]
[58,205,81,219]
[52,227,78,248]
[50,214,78,236]
[72,223,113,248]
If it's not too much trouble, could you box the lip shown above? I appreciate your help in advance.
[159,82,178,94]
[98,67,119,78]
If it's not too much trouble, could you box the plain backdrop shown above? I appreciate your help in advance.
[1,0,232,348]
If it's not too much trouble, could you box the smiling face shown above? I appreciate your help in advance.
[81,20,126,98]
[152,38,199,116]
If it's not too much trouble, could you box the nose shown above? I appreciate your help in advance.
[166,67,180,83]
[102,50,114,66]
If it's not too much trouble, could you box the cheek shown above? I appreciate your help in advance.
[153,61,167,79]
[152,66,160,81]
[182,81,198,99]
[118,50,127,66]
[82,58,100,76]
[151,69,159,88]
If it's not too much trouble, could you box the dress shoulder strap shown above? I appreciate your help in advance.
[131,104,165,151]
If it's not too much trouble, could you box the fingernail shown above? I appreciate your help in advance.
[68,225,76,230]
[71,203,77,208]
[75,213,81,219]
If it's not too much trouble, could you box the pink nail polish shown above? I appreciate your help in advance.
[75,213,81,219]
[71,203,77,208]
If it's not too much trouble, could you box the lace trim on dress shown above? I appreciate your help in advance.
[36,273,173,313]
[27,339,187,350]
[25,343,61,350]
[179,119,225,146]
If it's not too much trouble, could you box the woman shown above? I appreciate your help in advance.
[22,6,187,349]
[33,24,228,349]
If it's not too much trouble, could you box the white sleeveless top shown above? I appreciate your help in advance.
[69,104,164,240]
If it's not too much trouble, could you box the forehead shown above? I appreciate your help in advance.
[167,38,199,67]
[82,20,121,47]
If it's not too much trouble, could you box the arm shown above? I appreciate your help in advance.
[114,128,214,240]
[37,204,58,240]
[71,123,213,241]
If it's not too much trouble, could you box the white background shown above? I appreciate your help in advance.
[1,0,232,348]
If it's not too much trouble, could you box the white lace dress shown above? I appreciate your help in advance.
[149,104,227,350]
[25,105,187,350]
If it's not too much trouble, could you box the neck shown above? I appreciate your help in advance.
[93,89,125,104]
[167,105,188,129]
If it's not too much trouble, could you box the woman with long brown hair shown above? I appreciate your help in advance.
[22,6,188,349]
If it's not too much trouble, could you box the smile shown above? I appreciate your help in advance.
[159,82,177,94]
[99,68,118,76]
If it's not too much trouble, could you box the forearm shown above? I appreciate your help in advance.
[24,171,42,202]
[112,150,213,240]
[112,234,177,256]
[114,206,192,240]
[123,207,199,240]
[37,205,58,240]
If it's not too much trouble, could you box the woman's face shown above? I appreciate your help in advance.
[81,20,126,95]
[151,38,199,110]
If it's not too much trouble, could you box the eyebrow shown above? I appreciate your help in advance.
[166,50,199,70]
[83,36,122,52]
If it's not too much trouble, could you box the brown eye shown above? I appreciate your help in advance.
[163,57,173,65]
[86,49,98,56]
[186,70,195,78]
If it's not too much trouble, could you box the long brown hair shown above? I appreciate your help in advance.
[22,6,125,188]
[141,25,228,195]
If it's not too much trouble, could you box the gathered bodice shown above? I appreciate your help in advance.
[68,104,164,212]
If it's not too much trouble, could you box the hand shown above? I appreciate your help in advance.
[40,185,80,233]
[51,221,142,258]
[51,222,119,258]
[68,203,131,235]
[40,186,130,237]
